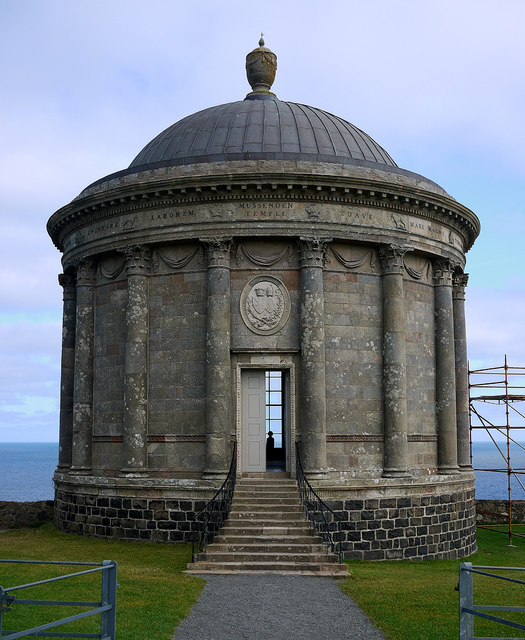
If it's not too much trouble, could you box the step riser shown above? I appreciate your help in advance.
[236,483,297,487]
[215,536,322,544]
[230,505,303,513]
[188,562,348,574]
[221,526,315,536]
[200,554,338,563]
[228,512,304,521]
[235,493,301,506]
[205,544,327,553]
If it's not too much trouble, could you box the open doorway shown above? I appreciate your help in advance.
[265,370,285,471]
[241,369,289,473]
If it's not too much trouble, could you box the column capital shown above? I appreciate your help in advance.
[58,272,76,298]
[122,244,150,276]
[433,258,454,287]
[378,243,413,275]
[201,237,233,267]
[75,259,96,286]
[298,237,332,268]
[452,272,469,300]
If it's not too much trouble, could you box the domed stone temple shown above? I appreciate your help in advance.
[48,39,480,559]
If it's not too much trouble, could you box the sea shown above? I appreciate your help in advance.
[0,441,524,502]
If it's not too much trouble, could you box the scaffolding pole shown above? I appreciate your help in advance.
[469,355,525,546]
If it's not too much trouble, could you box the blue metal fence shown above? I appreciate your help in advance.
[0,560,117,640]
[459,562,525,639]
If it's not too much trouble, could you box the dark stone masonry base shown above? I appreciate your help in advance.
[54,474,478,560]
[54,489,206,543]
[324,488,477,560]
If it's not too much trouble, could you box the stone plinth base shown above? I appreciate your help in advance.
[53,473,217,543]
[54,472,477,559]
[318,473,477,560]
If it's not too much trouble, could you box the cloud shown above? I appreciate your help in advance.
[466,287,525,367]
[1,0,524,443]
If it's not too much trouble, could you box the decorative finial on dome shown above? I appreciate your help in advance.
[245,35,277,100]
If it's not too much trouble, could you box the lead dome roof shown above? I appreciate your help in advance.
[129,98,397,171]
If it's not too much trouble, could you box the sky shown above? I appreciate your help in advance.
[1,0,524,443]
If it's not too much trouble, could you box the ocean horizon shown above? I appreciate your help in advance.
[0,441,524,502]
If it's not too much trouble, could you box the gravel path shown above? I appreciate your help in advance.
[173,575,386,640]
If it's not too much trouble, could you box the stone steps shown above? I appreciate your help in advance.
[187,561,349,576]
[187,477,347,576]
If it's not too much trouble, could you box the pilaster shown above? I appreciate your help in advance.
[202,238,232,478]
[57,271,76,469]
[378,244,411,477]
[298,237,331,476]
[122,245,150,474]
[434,258,459,473]
[71,259,95,473]
[453,272,471,470]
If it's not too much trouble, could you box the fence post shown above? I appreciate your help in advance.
[459,562,474,640]
[0,586,4,637]
[100,560,117,640]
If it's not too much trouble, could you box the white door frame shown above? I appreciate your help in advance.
[236,357,296,477]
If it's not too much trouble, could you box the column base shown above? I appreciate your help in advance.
[459,464,473,472]
[439,465,460,474]
[120,467,148,476]
[383,468,410,478]
[69,466,92,475]
[302,469,327,481]
[202,469,228,482]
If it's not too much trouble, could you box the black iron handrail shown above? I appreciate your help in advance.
[295,442,343,564]
[191,442,237,562]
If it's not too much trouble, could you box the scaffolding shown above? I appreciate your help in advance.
[469,355,525,545]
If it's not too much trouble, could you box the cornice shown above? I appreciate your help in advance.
[47,170,480,253]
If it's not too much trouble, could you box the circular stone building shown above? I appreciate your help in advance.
[48,40,480,559]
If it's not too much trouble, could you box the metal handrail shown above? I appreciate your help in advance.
[191,442,237,562]
[295,443,343,564]
[459,562,525,639]
[0,559,117,639]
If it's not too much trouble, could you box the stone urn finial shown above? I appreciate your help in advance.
[245,35,277,99]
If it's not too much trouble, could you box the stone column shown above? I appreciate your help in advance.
[453,272,471,470]
[202,238,232,477]
[122,245,150,474]
[379,244,410,477]
[71,259,95,473]
[434,259,459,473]
[57,271,76,469]
[298,237,330,476]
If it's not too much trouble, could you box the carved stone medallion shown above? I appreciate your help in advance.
[240,276,291,335]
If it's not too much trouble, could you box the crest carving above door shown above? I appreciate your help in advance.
[240,276,291,335]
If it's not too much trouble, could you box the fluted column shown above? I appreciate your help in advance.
[453,272,471,470]
[122,245,150,474]
[434,259,459,473]
[202,238,232,477]
[379,244,410,477]
[71,259,95,472]
[298,237,330,476]
[57,271,76,469]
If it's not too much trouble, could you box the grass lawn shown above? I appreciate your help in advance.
[1,524,524,640]
[340,526,525,640]
[0,523,204,639]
